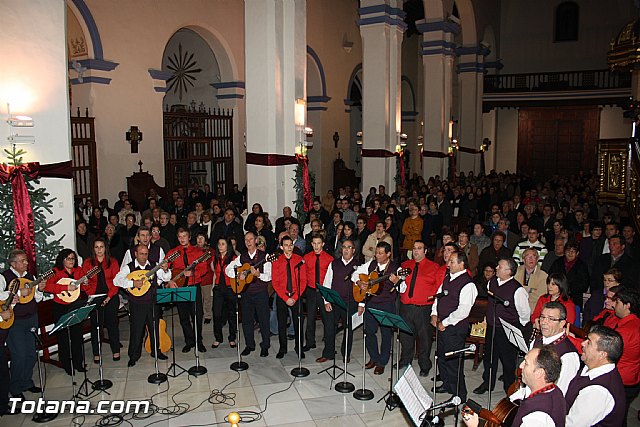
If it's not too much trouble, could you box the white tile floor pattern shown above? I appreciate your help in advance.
[5,312,640,427]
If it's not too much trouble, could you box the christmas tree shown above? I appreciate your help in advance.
[0,145,64,273]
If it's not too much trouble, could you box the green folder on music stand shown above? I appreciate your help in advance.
[156,287,196,304]
[50,304,96,334]
[367,308,412,335]
[317,285,347,311]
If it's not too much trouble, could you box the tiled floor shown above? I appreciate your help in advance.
[7,311,640,426]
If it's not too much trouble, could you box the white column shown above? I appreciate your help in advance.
[358,0,405,193]
[457,46,488,174]
[418,20,459,180]
[245,0,306,218]
[0,0,75,249]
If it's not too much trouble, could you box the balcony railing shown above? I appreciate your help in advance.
[484,69,631,93]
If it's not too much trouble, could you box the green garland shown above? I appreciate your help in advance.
[292,163,315,224]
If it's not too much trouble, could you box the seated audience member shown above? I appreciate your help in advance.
[531,273,576,327]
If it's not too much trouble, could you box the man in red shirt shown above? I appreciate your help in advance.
[167,229,209,353]
[302,233,333,356]
[271,235,308,359]
[612,287,640,425]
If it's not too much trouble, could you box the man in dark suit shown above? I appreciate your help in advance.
[590,234,638,295]
[436,190,452,228]
[211,208,245,251]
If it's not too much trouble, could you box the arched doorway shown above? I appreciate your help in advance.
[345,64,363,179]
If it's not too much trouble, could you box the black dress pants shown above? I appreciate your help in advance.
[52,300,85,374]
[240,290,270,350]
[277,296,301,353]
[128,302,160,361]
[322,302,356,359]
[90,295,120,356]
[398,303,434,373]
[176,285,203,347]
[437,324,468,401]
[482,321,519,393]
[213,285,237,343]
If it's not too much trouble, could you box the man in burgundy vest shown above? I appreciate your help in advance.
[353,241,399,375]
[115,244,171,367]
[319,239,359,362]
[566,325,626,426]
[225,232,272,358]
[464,346,567,426]
[431,250,478,401]
[397,240,438,376]
[475,257,531,395]
[1,249,45,399]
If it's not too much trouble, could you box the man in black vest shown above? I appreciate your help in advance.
[121,226,165,266]
[463,346,566,426]
[475,257,531,395]
[353,241,399,375]
[590,234,638,294]
[225,231,272,357]
[566,325,626,426]
[115,244,171,367]
[0,249,45,400]
[319,239,359,362]
[431,251,478,401]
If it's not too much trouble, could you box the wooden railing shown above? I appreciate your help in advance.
[484,69,631,93]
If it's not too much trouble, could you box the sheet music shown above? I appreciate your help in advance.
[351,311,363,330]
[500,317,529,353]
[394,366,433,426]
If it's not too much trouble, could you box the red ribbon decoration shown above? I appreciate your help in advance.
[246,152,298,166]
[360,148,407,186]
[397,151,406,187]
[296,155,313,212]
[0,161,72,276]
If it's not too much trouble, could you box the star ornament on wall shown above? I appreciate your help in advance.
[166,43,202,101]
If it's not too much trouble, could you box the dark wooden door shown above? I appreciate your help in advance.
[518,107,599,177]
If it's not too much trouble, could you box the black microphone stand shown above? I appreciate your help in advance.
[30,328,57,423]
[291,262,309,378]
[93,298,113,390]
[353,296,373,401]
[487,295,498,409]
[333,283,355,393]
[148,297,167,384]
[230,265,248,372]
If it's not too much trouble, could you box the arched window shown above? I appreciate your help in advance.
[554,2,579,42]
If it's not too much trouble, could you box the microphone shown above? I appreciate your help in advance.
[487,290,510,306]
[445,344,476,357]
[30,327,43,347]
[430,395,461,411]
[294,260,305,269]
[427,290,449,301]
[344,265,358,281]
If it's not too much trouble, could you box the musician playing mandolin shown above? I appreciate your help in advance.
[45,249,89,375]
[83,238,121,363]
[0,249,45,400]
[352,241,400,375]
[166,229,209,354]
[114,244,171,367]
[463,346,567,426]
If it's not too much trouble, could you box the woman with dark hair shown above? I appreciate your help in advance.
[531,273,577,327]
[44,249,88,375]
[244,203,264,232]
[384,214,401,260]
[334,221,360,260]
[83,238,121,363]
[211,237,237,348]
[88,207,108,237]
[104,224,126,264]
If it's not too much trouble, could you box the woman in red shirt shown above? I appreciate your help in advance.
[532,273,577,327]
[212,237,237,349]
[83,238,121,363]
[44,249,88,375]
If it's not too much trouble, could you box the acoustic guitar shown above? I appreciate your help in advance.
[171,251,212,287]
[463,398,518,427]
[144,318,171,354]
[353,268,410,302]
[55,266,100,304]
[15,270,54,304]
[127,252,180,297]
[0,279,19,329]
[229,253,280,294]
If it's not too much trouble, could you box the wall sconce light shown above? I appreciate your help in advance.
[448,119,454,140]
[333,131,339,148]
[295,99,306,127]
[6,103,35,144]
[342,34,354,53]
[356,131,363,146]
[417,135,424,147]
[126,126,143,154]
[399,133,408,147]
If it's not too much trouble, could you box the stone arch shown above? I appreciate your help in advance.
[401,76,418,122]
[345,63,363,111]
[306,46,329,103]
[453,0,477,46]
[66,0,102,59]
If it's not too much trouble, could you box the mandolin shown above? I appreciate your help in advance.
[229,253,280,294]
[353,268,410,303]
[0,279,19,329]
[171,251,212,287]
[56,266,100,304]
[144,318,171,354]
[14,270,54,304]
[127,252,180,297]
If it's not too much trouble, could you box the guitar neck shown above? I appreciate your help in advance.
[368,274,392,286]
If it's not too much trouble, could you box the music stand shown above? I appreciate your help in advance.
[500,319,529,354]
[368,308,412,414]
[317,286,355,392]
[51,304,96,400]
[144,289,171,385]
[157,288,189,378]
[172,286,207,376]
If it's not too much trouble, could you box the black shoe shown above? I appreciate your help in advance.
[276,350,286,359]
[241,347,254,356]
[27,386,42,393]
[498,374,504,381]
[392,363,408,370]
[419,370,430,377]
[473,384,488,395]
[151,352,168,360]
[182,345,193,353]
[432,385,447,394]
[260,348,269,357]
[197,343,206,353]
[204,319,212,324]
[287,334,295,340]
[113,354,121,362]
[302,344,316,351]
[128,360,136,367]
